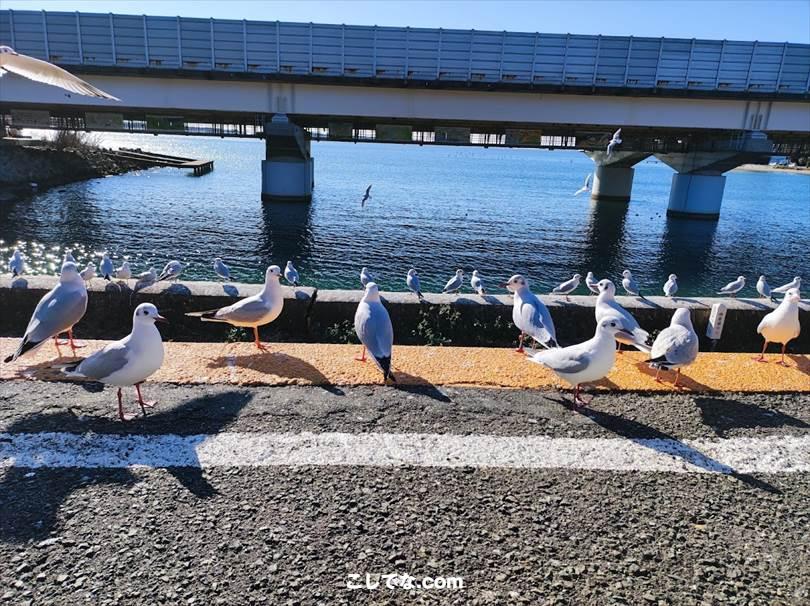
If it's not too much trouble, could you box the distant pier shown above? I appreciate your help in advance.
[107,148,214,176]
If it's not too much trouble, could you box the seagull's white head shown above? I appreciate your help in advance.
[784,288,801,303]
[214,257,222,264]
[361,267,369,273]
[758,275,766,281]
[597,279,616,295]
[669,274,678,281]
[407,268,418,277]
[122,261,130,269]
[286,260,296,269]
[622,270,631,278]
[502,274,528,292]
[793,276,801,282]
[59,261,82,284]
[102,253,110,260]
[455,269,464,276]
[737,276,745,282]
[265,265,282,281]
[84,262,96,271]
[133,302,167,324]
[0,46,17,55]
[671,308,693,328]
[586,271,594,279]
[472,270,480,277]
[363,282,381,301]
[597,317,634,340]
[573,273,581,280]
[12,249,22,259]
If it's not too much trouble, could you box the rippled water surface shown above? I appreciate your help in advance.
[1,133,808,296]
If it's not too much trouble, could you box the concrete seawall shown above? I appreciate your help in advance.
[1,276,807,353]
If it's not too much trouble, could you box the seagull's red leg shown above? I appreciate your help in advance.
[135,383,156,413]
[355,346,366,362]
[753,341,768,362]
[117,388,134,421]
[52,336,63,357]
[573,385,592,408]
[68,328,85,355]
[776,344,788,366]
[654,367,662,383]
[674,369,681,388]
[617,341,623,355]
[253,326,269,352]
[515,333,525,353]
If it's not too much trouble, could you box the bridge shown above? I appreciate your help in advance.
[1,10,809,215]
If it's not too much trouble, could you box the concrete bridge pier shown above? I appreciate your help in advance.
[261,114,314,203]
[585,152,651,202]
[665,171,726,219]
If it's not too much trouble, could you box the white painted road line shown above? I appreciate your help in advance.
[1,432,809,474]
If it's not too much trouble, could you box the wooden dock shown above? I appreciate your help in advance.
[105,148,214,176]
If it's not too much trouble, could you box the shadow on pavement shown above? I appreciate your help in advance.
[207,353,345,396]
[694,396,810,438]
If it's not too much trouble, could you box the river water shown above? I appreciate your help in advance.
[1,133,807,296]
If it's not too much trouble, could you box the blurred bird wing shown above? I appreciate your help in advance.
[1,52,119,100]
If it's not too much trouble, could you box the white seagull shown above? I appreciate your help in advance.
[647,308,699,387]
[718,276,745,297]
[4,261,88,362]
[8,248,25,277]
[502,274,558,351]
[470,270,486,296]
[361,185,372,207]
[606,128,622,156]
[573,173,592,196]
[528,318,634,408]
[754,288,801,366]
[62,303,167,421]
[585,271,600,295]
[213,257,231,281]
[186,265,284,351]
[443,269,464,294]
[79,262,96,284]
[771,276,801,294]
[756,275,773,300]
[63,251,76,264]
[595,279,651,353]
[354,282,396,382]
[663,274,678,298]
[551,274,581,301]
[360,267,375,287]
[133,267,157,293]
[115,261,132,281]
[406,269,424,300]
[99,253,115,281]
[284,261,300,287]
[158,260,184,282]
[621,270,642,297]
[0,45,120,100]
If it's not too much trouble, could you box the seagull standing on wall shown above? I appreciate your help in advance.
[606,128,622,157]
[8,249,25,277]
[0,46,120,100]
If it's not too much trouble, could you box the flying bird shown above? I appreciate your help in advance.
[754,288,801,366]
[0,45,120,100]
[502,274,557,351]
[186,265,284,351]
[443,269,464,294]
[718,276,745,297]
[573,173,592,196]
[61,303,167,421]
[528,318,634,408]
[354,282,396,383]
[647,308,699,387]
[361,185,372,207]
[406,268,424,300]
[284,261,300,287]
[470,270,486,295]
[4,261,88,362]
[606,128,622,156]
[213,257,231,281]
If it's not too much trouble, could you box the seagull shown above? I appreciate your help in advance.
[360,267,375,287]
[443,269,464,294]
[213,258,231,281]
[470,270,486,295]
[551,274,581,301]
[61,303,167,421]
[186,265,284,351]
[63,251,76,264]
[284,261,300,287]
[595,279,651,353]
[718,276,745,297]
[573,173,592,196]
[501,274,558,351]
[585,271,600,295]
[754,288,801,366]
[79,262,96,284]
[361,185,372,207]
[133,267,157,292]
[158,260,184,282]
[8,248,25,277]
[647,308,699,387]
[663,274,678,298]
[527,317,634,408]
[3,261,88,362]
[756,275,773,300]
[606,128,622,156]
[99,253,115,281]
[0,45,120,100]
[771,276,801,294]
[354,282,396,382]
[406,268,424,300]
[115,261,132,281]
[621,270,642,297]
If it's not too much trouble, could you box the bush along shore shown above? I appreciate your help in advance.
[0,134,148,201]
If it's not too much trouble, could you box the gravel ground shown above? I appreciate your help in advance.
[0,382,808,605]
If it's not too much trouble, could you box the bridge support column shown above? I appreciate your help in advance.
[584,151,651,202]
[261,114,314,203]
[666,172,726,219]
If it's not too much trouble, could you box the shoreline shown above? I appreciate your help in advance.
[732,163,810,174]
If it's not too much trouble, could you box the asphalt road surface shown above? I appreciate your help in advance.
[1,382,808,605]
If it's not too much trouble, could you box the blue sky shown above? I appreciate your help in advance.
[3,1,809,43]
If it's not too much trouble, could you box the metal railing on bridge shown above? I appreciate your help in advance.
[1,9,808,96]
